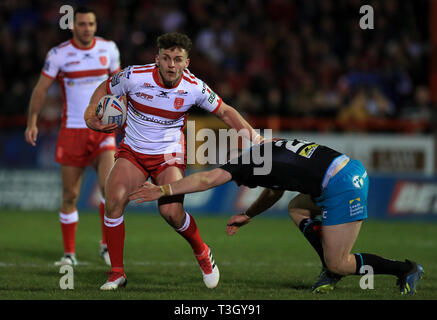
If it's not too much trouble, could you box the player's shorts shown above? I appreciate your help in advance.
[314,159,369,226]
[55,127,116,167]
[115,141,186,183]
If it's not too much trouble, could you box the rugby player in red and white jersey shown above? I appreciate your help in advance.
[84,32,264,290]
[25,7,121,267]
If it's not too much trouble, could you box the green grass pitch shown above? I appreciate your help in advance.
[0,210,435,300]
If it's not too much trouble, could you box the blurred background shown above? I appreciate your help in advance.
[0,0,436,220]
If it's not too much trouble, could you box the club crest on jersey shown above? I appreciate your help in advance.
[99,56,108,66]
[174,97,184,110]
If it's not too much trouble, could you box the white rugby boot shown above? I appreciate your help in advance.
[195,244,220,289]
[54,254,78,266]
[100,271,127,290]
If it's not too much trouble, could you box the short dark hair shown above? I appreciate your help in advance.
[74,6,96,20]
[156,32,192,55]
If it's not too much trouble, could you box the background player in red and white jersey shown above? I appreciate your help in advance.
[24,7,121,266]
[84,32,263,290]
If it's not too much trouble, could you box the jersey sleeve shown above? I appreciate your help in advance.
[106,66,135,95]
[220,151,253,182]
[194,80,223,113]
[41,47,61,79]
[108,41,121,74]
[219,161,242,180]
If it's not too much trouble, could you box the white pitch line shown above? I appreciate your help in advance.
[0,260,318,268]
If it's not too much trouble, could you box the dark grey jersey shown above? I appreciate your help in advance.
[220,139,343,197]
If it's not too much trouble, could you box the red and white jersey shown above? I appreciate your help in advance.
[106,64,222,155]
[42,37,121,128]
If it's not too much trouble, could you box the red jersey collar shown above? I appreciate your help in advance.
[70,38,96,50]
[152,67,183,89]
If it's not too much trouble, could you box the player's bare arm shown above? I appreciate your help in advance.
[129,168,232,203]
[84,80,118,133]
[24,74,54,146]
[214,102,263,144]
[226,189,285,236]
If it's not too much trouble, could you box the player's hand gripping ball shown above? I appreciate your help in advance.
[96,95,127,128]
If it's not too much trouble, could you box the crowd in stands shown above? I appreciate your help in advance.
[0,0,431,131]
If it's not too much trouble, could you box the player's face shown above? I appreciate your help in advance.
[155,47,190,87]
[72,13,97,46]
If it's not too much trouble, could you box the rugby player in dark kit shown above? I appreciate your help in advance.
[129,138,423,295]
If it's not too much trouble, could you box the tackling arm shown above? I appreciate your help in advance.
[245,188,285,218]
[226,188,285,236]
[128,168,233,203]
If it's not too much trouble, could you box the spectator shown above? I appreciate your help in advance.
[0,0,430,131]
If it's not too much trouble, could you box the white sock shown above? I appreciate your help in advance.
[104,215,124,227]
[59,211,79,224]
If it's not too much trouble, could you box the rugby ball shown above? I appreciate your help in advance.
[96,95,127,128]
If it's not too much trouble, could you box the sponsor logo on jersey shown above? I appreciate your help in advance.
[176,90,188,96]
[299,143,318,158]
[208,91,216,104]
[349,198,364,216]
[82,53,93,59]
[132,109,179,125]
[68,77,106,86]
[135,92,153,101]
[65,61,80,67]
[111,71,122,86]
[157,91,170,99]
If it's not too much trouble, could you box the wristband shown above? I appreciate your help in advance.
[159,184,173,196]
[253,133,263,144]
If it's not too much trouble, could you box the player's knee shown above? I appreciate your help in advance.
[159,203,185,227]
[288,197,300,217]
[324,255,348,275]
[100,184,106,199]
[325,258,342,275]
[105,186,129,218]
[62,188,79,207]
